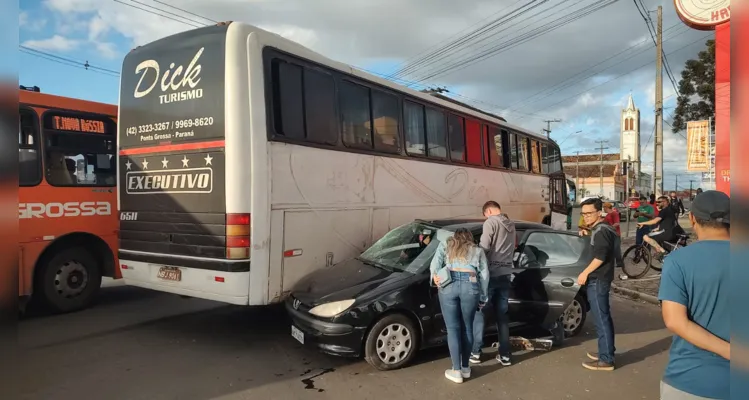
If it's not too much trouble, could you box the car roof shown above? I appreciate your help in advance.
[415,218,551,233]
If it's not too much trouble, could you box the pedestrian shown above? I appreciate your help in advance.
[650,193,656,205]
[632,195,655,246]
[430,228,489,384]
[577,197,618,371]
[603,202,621,236]
[470,201,516,366]
[658,190,730,399]
[669,191,685,217]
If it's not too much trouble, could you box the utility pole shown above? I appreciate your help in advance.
[575,151,581,203]
[674,174,679,193]
[596,140,609,197]
[653,5,664,197]
[689,179,694,200]
[542,119,562,139]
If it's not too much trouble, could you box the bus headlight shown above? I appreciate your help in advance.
[309,299,356,318]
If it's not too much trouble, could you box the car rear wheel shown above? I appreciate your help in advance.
[364,313,420,371]
[562,294,586,337]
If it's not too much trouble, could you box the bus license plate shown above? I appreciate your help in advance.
[157,266,182,282]
[291,325,304,344]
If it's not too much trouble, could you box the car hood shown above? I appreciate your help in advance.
[290,258,412,306]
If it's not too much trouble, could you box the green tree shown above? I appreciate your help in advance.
[671,39,715,133]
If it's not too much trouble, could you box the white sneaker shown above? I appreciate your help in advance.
[444,369,463,383]
[461,367,471,379]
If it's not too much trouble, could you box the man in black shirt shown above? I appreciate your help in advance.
[639,196,680,259]
[578,197,618,371]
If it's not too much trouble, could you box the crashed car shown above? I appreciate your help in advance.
[285,219,591,371]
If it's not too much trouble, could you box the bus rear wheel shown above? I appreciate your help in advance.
[36,247,102,313]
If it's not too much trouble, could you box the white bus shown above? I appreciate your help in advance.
[116,21,569,306]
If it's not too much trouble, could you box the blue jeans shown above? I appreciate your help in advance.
[635,225,652,246]
[472,275,511,357]
[438,271,480,370]
[586,278,616,364]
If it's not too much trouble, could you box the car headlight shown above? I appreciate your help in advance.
[308,299,356,318]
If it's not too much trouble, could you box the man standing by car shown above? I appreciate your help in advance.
[658,191,730,399]
[577,197,618,371]
[470,201,516,366]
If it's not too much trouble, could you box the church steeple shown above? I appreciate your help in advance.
[626,93,636,111]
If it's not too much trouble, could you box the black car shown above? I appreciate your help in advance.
[285,219,592,371]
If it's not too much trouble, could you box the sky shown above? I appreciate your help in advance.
[18,0,717,191]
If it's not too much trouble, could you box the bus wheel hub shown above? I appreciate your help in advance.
[55,261,89,298]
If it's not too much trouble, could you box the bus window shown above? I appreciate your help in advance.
[425,107,447,159]
[340,80,373,150]
[540,143,549,174]
[404,100,426,156]
[531,140,541,174]
[465,119,482,165]
[517,135,529,171]
[272,60,305,140]
[371,90,400,154]
[486,126,504,168]
[19,108,41,186]
[303,68,337,145]
[447,114,465,162]
[548,146,562,174]
[508,132,518,169]
[44,132,116,187]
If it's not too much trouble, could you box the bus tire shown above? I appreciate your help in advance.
[35,247,102,313]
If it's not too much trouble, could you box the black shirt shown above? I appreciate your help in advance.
[658,206,677,234]
[589,222,618,282]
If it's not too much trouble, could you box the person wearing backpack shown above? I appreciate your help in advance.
[577,197,619,371]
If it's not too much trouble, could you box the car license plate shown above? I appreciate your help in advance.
[157,266,182,282]
[291,325,304,344]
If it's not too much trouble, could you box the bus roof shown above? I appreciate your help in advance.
[20,89,117,117]
[127,21,550,143]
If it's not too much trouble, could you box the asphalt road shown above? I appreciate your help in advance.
[17,285,673,400]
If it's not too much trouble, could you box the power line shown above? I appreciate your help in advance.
[512,33,712,121]
[19,45,121,77]
[389,0,544,80]
[409,0,619,84]
[151,0,218,23]
[505,24,689,114]
[129,0,209,26]
[112,0,203,28]
[633,0,679,95]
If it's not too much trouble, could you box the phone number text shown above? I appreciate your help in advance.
[125,117,215,135]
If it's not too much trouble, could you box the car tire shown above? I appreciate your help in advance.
[364,313,420,371]
[562,294,587,338]
[35,247,102,314]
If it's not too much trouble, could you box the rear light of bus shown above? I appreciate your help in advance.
[226,213,251,259]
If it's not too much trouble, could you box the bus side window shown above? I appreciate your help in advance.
[19,108,41,186]
[447,114,465,162]
[540,143,549,174]
[340,80,373,150]
[516,135,529,172]
[530,140,541,174]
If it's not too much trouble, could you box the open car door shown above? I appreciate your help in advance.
[511,229,592,330]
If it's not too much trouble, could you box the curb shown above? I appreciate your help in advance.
[611,284,660,305]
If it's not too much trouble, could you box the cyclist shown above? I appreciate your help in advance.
[637,196,684,262]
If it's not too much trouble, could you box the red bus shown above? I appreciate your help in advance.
[19,86,121,313]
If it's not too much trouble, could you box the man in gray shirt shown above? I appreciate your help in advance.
[470,201,516,366]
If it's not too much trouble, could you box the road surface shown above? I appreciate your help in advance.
[16,285,673,400]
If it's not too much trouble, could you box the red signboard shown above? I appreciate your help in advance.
[715,22,730,195]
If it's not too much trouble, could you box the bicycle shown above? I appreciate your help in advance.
[621,233,690,279]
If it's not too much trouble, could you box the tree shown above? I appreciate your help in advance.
[671,39,715,133]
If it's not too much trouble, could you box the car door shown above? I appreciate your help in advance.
[510,229,591,329]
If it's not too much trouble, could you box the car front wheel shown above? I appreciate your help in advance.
[364,313,420,371]
[562,294,587,337]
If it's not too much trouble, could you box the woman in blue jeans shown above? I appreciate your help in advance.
[430,228,489,383]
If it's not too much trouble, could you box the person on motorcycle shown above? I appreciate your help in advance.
[637,196,685,262]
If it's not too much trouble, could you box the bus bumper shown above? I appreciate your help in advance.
[118,258,250,305]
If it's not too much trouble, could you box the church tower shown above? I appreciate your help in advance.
[620,93,641,176]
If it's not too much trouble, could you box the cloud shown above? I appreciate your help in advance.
[34,0,711,175]
[22,35,79,52]
[19,11,48,31]
[94,41,118,59]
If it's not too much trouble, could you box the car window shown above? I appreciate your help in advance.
[359,222,439,273]
[517,231,590,268]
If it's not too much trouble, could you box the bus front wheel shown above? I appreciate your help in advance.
[36,247,102,313]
